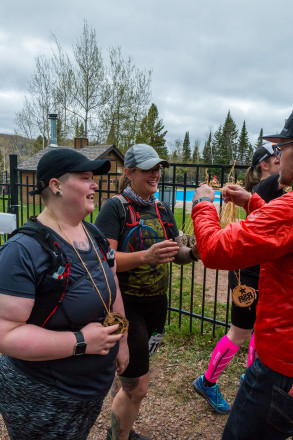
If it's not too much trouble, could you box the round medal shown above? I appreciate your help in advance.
[232,285,256,308]
[103,312,129,335]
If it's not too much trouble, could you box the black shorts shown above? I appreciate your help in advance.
[121,294,167,378]
[229,270,259,330]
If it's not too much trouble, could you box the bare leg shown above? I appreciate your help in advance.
[110,373,149,440]
[227,324,253,347]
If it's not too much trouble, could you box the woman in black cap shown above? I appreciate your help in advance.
[0,148,128,440]
[192,143,285,415]
[96,144,199,440]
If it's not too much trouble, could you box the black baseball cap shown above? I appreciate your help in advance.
[252,144,276,167]
[30,148,111,195]
[262,111,293,143]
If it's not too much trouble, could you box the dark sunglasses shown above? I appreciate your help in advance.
[273,140,293,159]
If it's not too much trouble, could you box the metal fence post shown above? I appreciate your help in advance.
[8,154,19,228]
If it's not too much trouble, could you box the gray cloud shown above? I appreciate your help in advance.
[1,0,293,146]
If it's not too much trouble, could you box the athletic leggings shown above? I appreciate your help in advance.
[0,356,104,440]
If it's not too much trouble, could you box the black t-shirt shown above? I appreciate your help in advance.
[252,174,283,203]
[95,197,179,298]
[0,227,118,400]
[237,174,284,280]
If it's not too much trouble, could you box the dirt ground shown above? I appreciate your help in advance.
[194,261,229,304]
[0,351,242,440]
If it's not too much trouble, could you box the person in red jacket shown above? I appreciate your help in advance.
[191,112,293,440]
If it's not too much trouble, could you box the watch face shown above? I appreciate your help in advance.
[74,342,87,356]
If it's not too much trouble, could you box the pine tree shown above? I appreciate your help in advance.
[238,120,253,165]
[255,128,264,149]
[32,135,48,153]
[220,111,238,164]
[106,120,116,144]
[211,126,223,164]
[182,131,191,162]
[202,131,212,163]
[135,103,168,159]
[192,140,201,164]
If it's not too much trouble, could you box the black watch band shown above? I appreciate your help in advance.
[73,331,87,356]
[189,248,198,262]
[192,197,213,209]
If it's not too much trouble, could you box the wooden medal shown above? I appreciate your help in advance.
[103,312,129,334]
[232,285,256,307]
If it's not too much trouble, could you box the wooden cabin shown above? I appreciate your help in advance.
[18,138,124,206]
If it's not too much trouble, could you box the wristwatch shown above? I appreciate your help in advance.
[73,331,87,356]
[192,197,213,209]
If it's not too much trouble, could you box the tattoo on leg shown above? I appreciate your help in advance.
[119,376,139,400]
[111,410,123,439]
[111,377,120,398]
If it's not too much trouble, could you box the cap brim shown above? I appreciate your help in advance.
[136,158,169,170]
[71,159,111,175]
[29,159,111,195]
[262,134,293,143]
[29,188,42,195]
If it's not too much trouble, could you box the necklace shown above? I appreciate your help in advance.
[45,208,128,334]
[232,269,256,308]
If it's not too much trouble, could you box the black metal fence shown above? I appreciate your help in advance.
[1,154,249,336]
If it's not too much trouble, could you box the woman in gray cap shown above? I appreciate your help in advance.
[96,144,198,440]
[0,148,128,440]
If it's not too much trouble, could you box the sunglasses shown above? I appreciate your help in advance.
[272,141,293,159]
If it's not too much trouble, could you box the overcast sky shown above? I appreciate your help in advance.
[1,0,293,150]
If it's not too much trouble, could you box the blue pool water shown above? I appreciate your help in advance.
[155,189,221,202]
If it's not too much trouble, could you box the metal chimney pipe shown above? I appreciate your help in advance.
[48,113,58,147]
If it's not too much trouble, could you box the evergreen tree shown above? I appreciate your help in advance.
[182,131,191,162]
[106,120,117,145]
[255,128,264,149]
[192,139,201,164]
[32,135,48,153]
[220,111,238,164]
[135,103,168,159]
[202,131,212,163]
[211,125,223,164]
[238,120,253,165]
[57,118,67,145]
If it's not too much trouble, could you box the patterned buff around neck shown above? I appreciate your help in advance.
[123,185,156,207]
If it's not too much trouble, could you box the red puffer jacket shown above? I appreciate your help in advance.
[192,191,293,376]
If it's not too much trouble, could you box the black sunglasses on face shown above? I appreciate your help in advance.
[272,141,293,159]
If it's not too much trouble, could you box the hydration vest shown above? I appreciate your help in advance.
[114,194,176,252]
[7,217,114,328]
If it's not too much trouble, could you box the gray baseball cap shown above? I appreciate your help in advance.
[124,144,169,170]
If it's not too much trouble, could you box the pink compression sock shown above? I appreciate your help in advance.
[247,333,256,368]
[205,335,240,383]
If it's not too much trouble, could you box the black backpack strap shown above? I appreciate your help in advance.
[83,221,115,267]
[10,217,71,328]
[11,216,67,274]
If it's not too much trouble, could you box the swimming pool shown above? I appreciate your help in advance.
[155,189,221,203]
